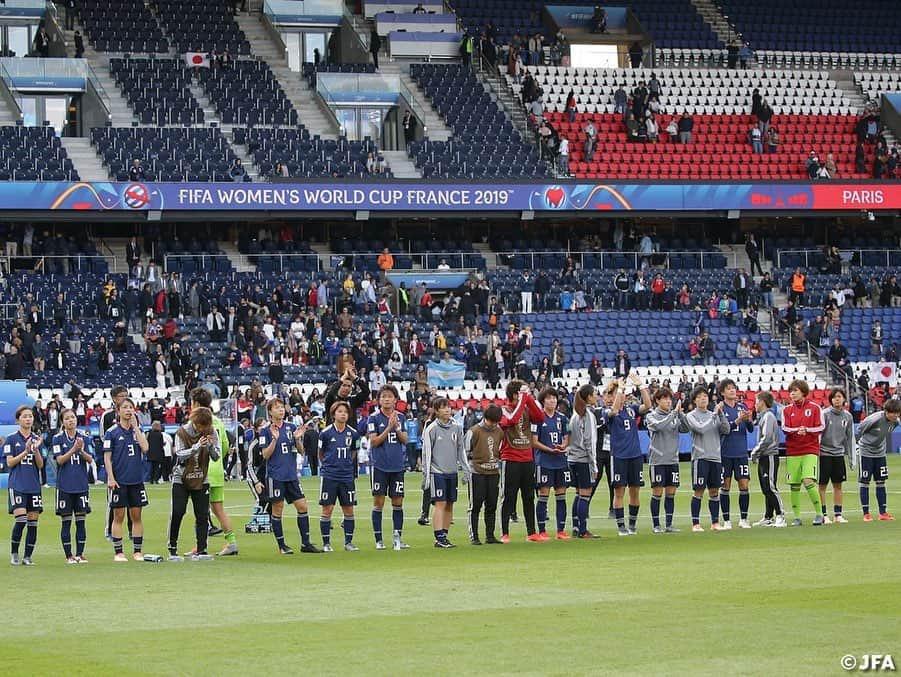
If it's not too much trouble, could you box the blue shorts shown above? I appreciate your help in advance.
[429,473,458,504]
[319,477,356,507]
[692,460,723,490]
[570,462,595,490]
[610,456,644,487]
[649,463,681,488]
[7,489,43,514]
[267,478,305,504]
[108,483,148,510]
[56,490,91,516]
[371,468,405,498]
[722,456,751,481]
[859,456,889,484]
[536,465,571,489]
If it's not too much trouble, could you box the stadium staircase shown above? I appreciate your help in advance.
[479,69,534,149]
[688,0,738,51]
[219,241,258,273]
[63,20,141,126]
[379,150,421,178]
[397,71,453,143]
[234,13,339,142]
[60,137,108,181]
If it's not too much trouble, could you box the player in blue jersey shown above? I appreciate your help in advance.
[53,409,94,563]
[606,373,652,536]
[531,387,571,540]
[319,401,360,552]
[103,398,150,562]
[368,384,410,550]
[259,397,322,555]
[6,405,44,566]
[718,380,754,529]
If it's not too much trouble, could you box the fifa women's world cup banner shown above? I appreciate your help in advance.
[3,181,899,212]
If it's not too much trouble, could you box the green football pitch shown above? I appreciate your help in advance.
[2,458,899,676]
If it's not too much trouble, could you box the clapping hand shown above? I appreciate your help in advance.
[628,372,642,386]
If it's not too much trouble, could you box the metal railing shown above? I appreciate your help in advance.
[775,248,900,269]
[84,63,112,122]
[768,307,855,400]
[6,254,110,272]
[0,60,23,121]
[169,253,323,273]
[490,249,737,271]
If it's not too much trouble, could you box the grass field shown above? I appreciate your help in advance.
[2,458,900,676]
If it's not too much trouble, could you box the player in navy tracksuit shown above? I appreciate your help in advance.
[718,379,754,529]
[319,401,360,552]
[6,405,45,566]
[606,373,652,536]
[258,398,321,554]
[367,385,410,550]
[52,409,95,563]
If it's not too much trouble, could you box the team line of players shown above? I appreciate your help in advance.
[5,376,898,564]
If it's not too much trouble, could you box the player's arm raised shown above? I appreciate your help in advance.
[261,425,279,460]
[630,372,652,413]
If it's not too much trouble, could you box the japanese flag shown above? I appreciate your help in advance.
[876,362,897,386]
[185,52,210,68]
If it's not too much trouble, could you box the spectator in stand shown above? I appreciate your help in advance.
[74,30,84,58]
[828,338,849,377]
[645,113,658,143]
[750,126,763,154]
[739,42,752,69]
[628,42,643,68]
[765,127,779,154]
[650,273,665,310]
[871,320,883,355]
[377,248,394,274]
[588,357,603,385]
[825,153,838,178]
[688,338,700,360]
[229,159,246,182]
[758,272,774,308]
[128,159,145,182]
[698,331,715,365]
[735,337,751,358]
[805,151,820,179]
[273,161,289,178]
[550,339,565,378]
[757,101,773,136]
[520,271,534,313]
[745,234,763,276]
[591,5,607,33]
[583,119,597,161]
[370,28,382,69]
[726,39,739,68]
[559,287,573,312]
[790,268,806,307]
[855,141,867,174]
[613,84,627,115]
[732,267,750,309]
[557,135,570,175]
[565,90,576,123]
[614,269,630,309]
[677,111,694,144]
[612,349,631,378]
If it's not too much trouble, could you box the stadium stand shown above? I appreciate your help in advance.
[452,0,723,50]
[109,57,205,126]
[77,0,168,53]
[511,65,872,179]
[714,0,901,54]
[150,0,251,56]
[197,60,297,126]
[408,64,549,178]
[233,128,389,180]
[0,126,78,181]
[90,127,239,182]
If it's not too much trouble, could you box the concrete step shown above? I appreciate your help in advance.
[381,150,422,178]
[219,241,257,273]
[60,137,109,181]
